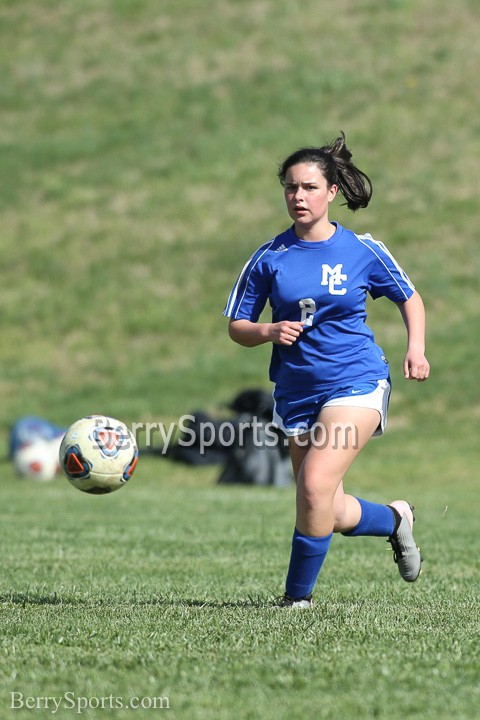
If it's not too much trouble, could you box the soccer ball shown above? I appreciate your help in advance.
[59,415,138,494]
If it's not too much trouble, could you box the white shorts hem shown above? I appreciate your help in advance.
[322,379,391,436]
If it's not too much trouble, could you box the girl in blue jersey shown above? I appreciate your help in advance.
[224,133,430,608]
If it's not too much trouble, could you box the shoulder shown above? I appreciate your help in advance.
[351,231,415,297]
[351,231,399,263]
[352,231,388,253]
[262,227,296,254]
[245,228,295,267]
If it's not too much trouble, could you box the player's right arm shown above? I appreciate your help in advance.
[228,318,304,347]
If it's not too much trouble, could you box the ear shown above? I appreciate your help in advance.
[328,184,338,202]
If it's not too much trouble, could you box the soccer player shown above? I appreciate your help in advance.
[224,133,430,608]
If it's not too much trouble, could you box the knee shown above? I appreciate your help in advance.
[300,477,334,515]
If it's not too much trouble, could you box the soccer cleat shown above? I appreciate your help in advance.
[387,500,422,582]
[280,593,313,609]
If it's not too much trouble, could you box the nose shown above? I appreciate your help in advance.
[293,186,306,202]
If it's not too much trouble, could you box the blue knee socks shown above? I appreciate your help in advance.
[285,528,333,599]
[342,497,395,537]
[285,500,395,598]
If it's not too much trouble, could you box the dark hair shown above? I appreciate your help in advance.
[278,132,373,211]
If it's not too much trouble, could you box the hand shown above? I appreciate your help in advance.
[268,321,304,346]
[403,351,430,381]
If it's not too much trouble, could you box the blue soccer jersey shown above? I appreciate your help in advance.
[224,222,415,391]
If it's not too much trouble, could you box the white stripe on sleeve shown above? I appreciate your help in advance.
[355,233,415,300]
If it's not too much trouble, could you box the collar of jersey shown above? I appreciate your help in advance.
[290,222,342,249]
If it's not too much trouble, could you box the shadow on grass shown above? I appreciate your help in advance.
[0,591,67,606]
[0,591,277,609]
[139,594,278,609]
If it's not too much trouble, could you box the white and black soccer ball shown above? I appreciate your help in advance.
[59,416,138,494]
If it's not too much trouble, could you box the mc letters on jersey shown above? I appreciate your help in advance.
[321,263,347,295]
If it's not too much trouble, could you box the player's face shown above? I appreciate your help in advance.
[283,163,337,233]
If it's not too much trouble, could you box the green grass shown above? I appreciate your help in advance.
[1,463,479,720]
[1,0,480,717]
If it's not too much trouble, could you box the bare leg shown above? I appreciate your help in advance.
[290,406,380,536]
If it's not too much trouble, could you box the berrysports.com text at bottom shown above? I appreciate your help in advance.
[10,692,170,713]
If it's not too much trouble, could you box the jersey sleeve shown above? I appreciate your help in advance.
[223,242,272,321]
[360,234,416,302]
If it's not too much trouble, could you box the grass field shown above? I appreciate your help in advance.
[1,0,479,718]
[1,461,479,719]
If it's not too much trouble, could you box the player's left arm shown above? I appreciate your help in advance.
[396,290,430,381]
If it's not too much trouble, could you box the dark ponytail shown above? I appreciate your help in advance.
[278,132,373,211]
